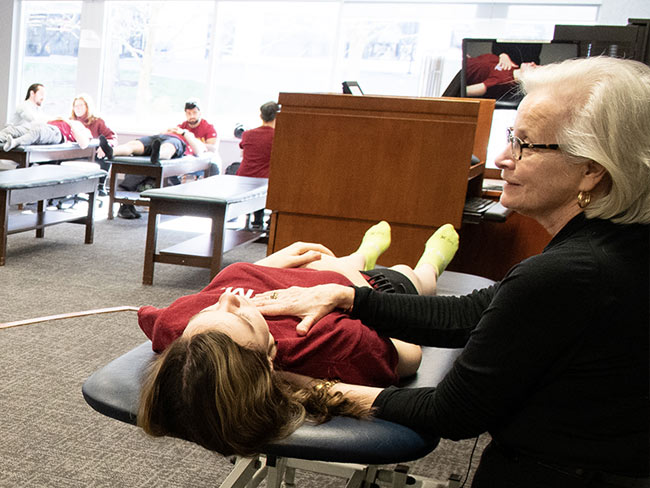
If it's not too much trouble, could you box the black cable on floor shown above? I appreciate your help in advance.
[460,436,481,487]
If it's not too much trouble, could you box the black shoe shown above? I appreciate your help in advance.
[150,139,161,164]
[99,135,113,160]
[117,204,141,220]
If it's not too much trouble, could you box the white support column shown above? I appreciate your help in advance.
[0,0,20,125]
[75,0,107,106]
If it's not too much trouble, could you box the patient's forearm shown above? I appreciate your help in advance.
[184,132,206,155]
[466,83,487,97]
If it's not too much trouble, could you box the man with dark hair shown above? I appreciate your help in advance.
[10,83,47,126]
[236,101,279,229]
[178,100,218,152]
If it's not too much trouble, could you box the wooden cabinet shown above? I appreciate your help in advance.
[266,93,495,267]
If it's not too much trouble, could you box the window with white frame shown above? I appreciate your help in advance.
[12,0,602,137]
[18,1,82,118]
[100,1,216,131]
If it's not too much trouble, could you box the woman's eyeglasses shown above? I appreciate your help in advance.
[507,127,560,161]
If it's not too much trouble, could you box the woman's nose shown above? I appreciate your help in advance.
[494,145,515,170]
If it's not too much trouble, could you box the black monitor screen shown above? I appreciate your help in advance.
[460,39,579,108]
[342,81,364,96]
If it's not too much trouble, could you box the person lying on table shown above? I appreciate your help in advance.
[0,118,91,152]
[103,123,208,220]
[465,52,539,101]
[137,220,459,457]
[255,57,650,487]
[98,125,206,165]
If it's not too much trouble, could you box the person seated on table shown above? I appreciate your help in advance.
[71,93,118,196]
[177,99,218,153]
[237,100,279,229]
[137,221,460,457]
[255,57,650,487]
[0,117,91,152]
[9,83,47,127]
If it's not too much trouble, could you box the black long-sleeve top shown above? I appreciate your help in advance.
[352,214,649,476]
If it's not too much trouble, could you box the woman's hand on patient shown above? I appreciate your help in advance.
[253,284,355,335]
[255,242,335,269]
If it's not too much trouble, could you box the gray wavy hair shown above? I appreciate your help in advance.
[518,56,650,224]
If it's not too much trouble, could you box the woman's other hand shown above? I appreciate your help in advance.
[253,284,354,335]
[255,242,336,269]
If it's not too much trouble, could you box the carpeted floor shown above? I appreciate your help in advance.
[0,201,487,487]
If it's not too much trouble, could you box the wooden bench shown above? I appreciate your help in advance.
[0,165,106,265]
[0,140,98,168]
[107,154,215,219]
[140,175,267,285]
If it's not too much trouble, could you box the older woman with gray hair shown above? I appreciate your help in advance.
[255,56,650,487]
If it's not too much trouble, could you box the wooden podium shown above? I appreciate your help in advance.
[266,93,494,267]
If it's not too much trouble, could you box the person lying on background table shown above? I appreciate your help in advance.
[97,99,212,219]
[97,125,206,165]
[0,118,91,152]
[137,220,459,457]
[255,57,650,487]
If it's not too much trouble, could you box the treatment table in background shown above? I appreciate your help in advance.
[140,175,267,285]
[0,165,105,265]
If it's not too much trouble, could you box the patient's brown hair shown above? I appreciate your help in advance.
[138,330,368,457]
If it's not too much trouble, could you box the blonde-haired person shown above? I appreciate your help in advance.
[71,94,117,149]
[255,57,650,487]
[137,221,460,456]
[71,94,117,195]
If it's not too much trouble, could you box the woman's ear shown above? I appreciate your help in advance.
[580,161,608,192]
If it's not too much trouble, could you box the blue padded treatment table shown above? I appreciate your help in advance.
[0,140,99,168]
[0,165,106,265]
[83,271,494,487]
[106,153,215,219]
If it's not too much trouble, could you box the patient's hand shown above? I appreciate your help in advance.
[497,53,518,71]
[253,283,354,335]
[254,242,335,269]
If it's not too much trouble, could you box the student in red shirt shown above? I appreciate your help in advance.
[71,93,117,195]
[178,99,218,151]
[237,101,279,228]
[138,221,459,457]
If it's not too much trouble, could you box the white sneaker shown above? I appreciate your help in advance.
[3,136,16,152]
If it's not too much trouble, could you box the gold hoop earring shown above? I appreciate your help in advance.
[577,191,591,209]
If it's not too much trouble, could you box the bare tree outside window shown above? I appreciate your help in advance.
[19,1,82,117]
[101,1,214,130]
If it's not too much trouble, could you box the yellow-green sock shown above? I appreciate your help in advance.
[356,221,391,271]
[416,224,459,276]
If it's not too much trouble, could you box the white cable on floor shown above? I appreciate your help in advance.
[0,306,139,329]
